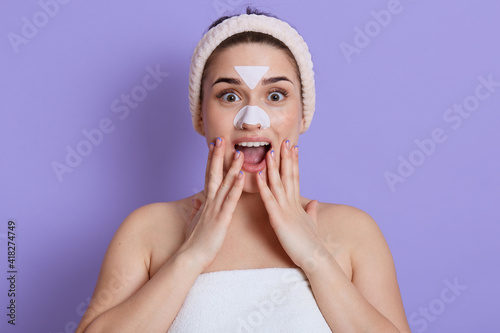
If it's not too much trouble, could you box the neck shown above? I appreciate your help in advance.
[233,191,269,224]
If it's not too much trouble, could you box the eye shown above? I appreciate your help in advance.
[221,92,241,102]
[267,91,286,102]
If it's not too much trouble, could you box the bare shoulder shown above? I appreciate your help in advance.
[118,201,188,267]
[75,201,186,332]
[123,201,181,225]
[316,202,392,273]
[317,202,411,332]
[99,200,187,278]
[120,201,185,233]
[318,202,377,225]
[317,202,385,248]
[116,202,179,243]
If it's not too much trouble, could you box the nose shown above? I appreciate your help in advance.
[233,105,270,130]
[242,123,262,130]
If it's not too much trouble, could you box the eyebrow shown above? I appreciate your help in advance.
[212,77,241,87]
[261,76,293,85]
[211,76,294,87]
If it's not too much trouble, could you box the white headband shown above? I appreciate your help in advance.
[188,13,316,136]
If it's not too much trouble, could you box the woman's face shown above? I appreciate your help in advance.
[200,42,304,193]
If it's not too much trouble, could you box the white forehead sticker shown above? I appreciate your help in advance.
[234,66,269,90]
[233,105,271,129]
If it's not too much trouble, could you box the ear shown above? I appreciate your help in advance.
[198,113,205,136]
[299,115,306,134]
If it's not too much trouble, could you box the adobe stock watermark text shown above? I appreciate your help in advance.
[51,64,169,182]
[385,74,499,192]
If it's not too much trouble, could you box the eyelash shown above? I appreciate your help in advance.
[215,88,289,100]
[216,89,238,100]
[268,88,289,99]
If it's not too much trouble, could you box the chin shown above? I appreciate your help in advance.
[242,173,265,194]
[242,187,260,194]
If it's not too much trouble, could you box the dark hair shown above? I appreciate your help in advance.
[200,6,301,101]
[206,7,279,31]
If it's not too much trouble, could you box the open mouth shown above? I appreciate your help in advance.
[234,143,271,165]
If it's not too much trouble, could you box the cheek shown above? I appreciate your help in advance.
[203,105,236,133]
[271,106,301,126]
[268,106,303,136]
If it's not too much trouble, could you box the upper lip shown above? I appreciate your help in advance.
[233,136,272,146]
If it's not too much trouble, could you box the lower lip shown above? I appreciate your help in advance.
[242,158,267,173]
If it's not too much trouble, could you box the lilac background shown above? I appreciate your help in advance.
[1,0,499,332]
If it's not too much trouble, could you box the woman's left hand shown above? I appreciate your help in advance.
[256,139,330,274]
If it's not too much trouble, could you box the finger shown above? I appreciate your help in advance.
[265,140,291,206]
[218,166,246,227]
[305,199,319,224]
[185,198,202,237]
[204,142,215,199]
[264,144,285,206]
[189,198,202,221]
[292,145,300,203]
[280,139,296,202]
[213,149,245,209]
[256,167,280,222]
[206,137,225,201]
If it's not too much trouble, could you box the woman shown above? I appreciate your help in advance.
[77,7,411,333]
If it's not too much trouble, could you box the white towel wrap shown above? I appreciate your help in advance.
[167,267,332,332]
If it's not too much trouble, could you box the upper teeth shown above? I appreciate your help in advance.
[236,142,270,147]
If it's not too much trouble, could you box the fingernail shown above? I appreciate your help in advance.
[270,150,275,160]
[294,145,299,154]
[238,170,243,178]
[216,137,221,147]
[286,140,291,149]
[234,150,241,160]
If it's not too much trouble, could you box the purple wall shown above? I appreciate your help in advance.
[1,1,498,332]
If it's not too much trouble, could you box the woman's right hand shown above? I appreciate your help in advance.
[177,136,245,271]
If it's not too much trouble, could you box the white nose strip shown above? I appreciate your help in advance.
[233,105,271,130]
[234,66,269,90]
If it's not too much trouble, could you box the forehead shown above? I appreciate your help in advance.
[206,43,298,79]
